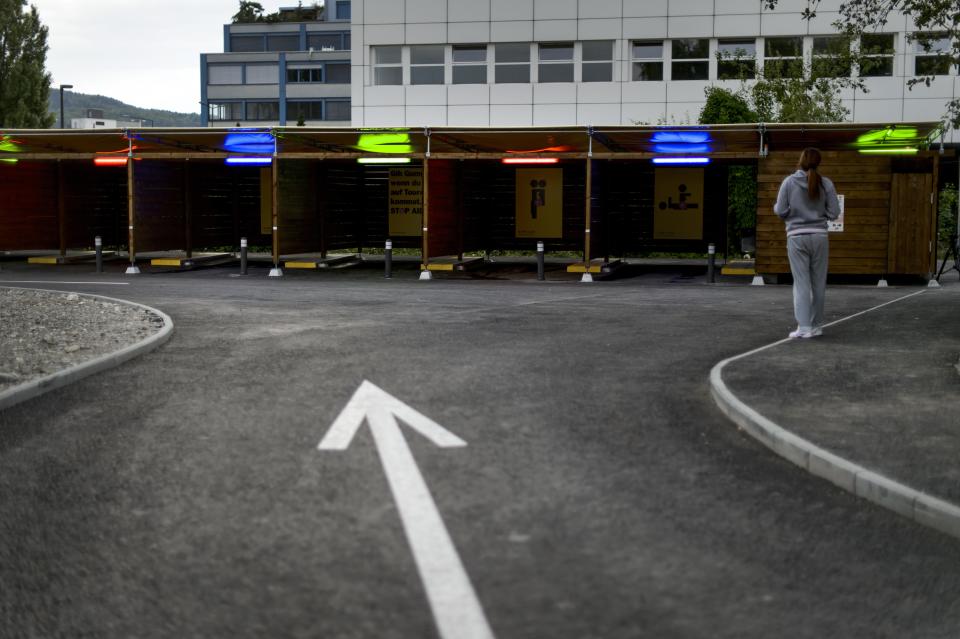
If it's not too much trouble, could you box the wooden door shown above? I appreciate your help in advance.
[887,172,934,275]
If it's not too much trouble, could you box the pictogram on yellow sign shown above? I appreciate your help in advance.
[654,168,704,240]
[389,167,423,237]
[515,168,563,238]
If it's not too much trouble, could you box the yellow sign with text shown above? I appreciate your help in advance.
[654,168,704,240]
[515,168,563,238]
[389,167,423,237]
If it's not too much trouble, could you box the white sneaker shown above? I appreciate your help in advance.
[808,326,823,337]
[789,328,815,339]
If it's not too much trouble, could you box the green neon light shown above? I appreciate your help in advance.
[855,127,919,146]
[357,157,412,164]
[858,147,919,155]
[0,158,18,164]
[356,132,413,154]
[0,136,22,154]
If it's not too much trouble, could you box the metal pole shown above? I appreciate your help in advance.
[537,241,545,281]
[95,236,103,273]
[707,243,716,283]
[240,237,248,275]
[385,239,393,279]
[58,84,73,129]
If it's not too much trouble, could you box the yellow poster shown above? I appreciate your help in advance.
[388,167,423,237]
[515,168,563,238]
[654,168,704,240]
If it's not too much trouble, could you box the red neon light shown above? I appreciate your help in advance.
[94,157,128,166]
[501,158,560,165]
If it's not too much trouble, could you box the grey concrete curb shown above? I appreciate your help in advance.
[709,291,960,541]
[0,288,174,412]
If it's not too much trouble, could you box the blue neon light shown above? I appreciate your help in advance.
[223,132,275,154]
[653,143,711,154]
[650,131,711,144]
[225,157,273,166]
[652,157,711,165]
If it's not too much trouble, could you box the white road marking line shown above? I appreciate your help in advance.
[0,280,130,286]
[319,381,495,639]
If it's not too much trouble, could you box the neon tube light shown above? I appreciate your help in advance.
[858,147,918,155]
[653,143,711,154]
[94,157,129,166]
[652,157,711,165]
[357,157,412,164]
[225,156,273,166]
[501,158,560,165]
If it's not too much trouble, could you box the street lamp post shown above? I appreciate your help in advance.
[59,84,73,129]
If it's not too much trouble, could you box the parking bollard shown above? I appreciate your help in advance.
[240,237,248,275]
[385,239,393,279]
[707,243,716,283]
[537,241,545,281]
[95,236,103,273]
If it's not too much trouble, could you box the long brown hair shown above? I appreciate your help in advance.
[798,147,823,199]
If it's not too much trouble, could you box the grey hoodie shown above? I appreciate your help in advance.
[773,169,840,236]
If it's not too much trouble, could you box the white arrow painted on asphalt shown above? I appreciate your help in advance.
[318,380,496,639]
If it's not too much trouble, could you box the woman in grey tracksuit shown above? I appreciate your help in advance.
[773,147,841,339]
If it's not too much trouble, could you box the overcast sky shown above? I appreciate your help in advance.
[32,0,296,114]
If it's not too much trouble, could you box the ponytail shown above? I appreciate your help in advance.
[798,147,823,200]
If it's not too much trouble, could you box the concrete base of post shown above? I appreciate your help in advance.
[419,270,433,281]
[124,265,140,275]
[877,279,889,288]
[268,267,283,278]
[580,273,593,283]
[927,278,941,288]
[751,275,764,286]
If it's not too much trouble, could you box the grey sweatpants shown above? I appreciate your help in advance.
[787,233,829,331]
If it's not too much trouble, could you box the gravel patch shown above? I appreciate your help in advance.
[0,288,164,392]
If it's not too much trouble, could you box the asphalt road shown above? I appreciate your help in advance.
[1,262,959,639]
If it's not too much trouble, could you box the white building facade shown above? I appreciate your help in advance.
[350,0,958,139]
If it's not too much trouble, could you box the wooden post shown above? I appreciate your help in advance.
[422,157,430,274]
[57,160,66,258]
[584,157,592,266]
[184,159,193,258]
[125,154,140,274]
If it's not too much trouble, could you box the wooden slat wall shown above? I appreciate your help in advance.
[277,160,318,255]
[427,160,460,257]
[190,163,265,249]
[135,161,185,253]
[757,151,892,274]
[0,161,58,250]
[64,161,127,249]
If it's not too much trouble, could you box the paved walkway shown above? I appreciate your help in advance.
[712,278,960,538]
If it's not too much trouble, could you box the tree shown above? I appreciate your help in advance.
[0,0,54,129]
[763,0,960,128]
[699,86,757,125]
[232,1,265,23]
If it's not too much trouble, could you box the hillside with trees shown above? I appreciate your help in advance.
[46,89,201,128]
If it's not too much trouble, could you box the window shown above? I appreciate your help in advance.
[453,45,487,84]
[209,65,243,85]
[812,36,852,78]
[231,35,264,52]
[208,102,243,122]
[325,100,351,121]
[287,101,324,122]
[246,101,279,121]
[245,64,279,84]
[267,34,300,52]
[287,67,324,83]
[326,63,351,84]
[582,41,613,82]
[538,43,574,82]
[495,43,530,83]
[915,34,952,76]
[373,46,402,85]
[631,41,663,81]
[717,39,756,80]
[336,1,351,20]
[672,39,709,80]
[860,33,895,77]
[410,45,444,84]
[308,32,348,51]
[764,37,803,78]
